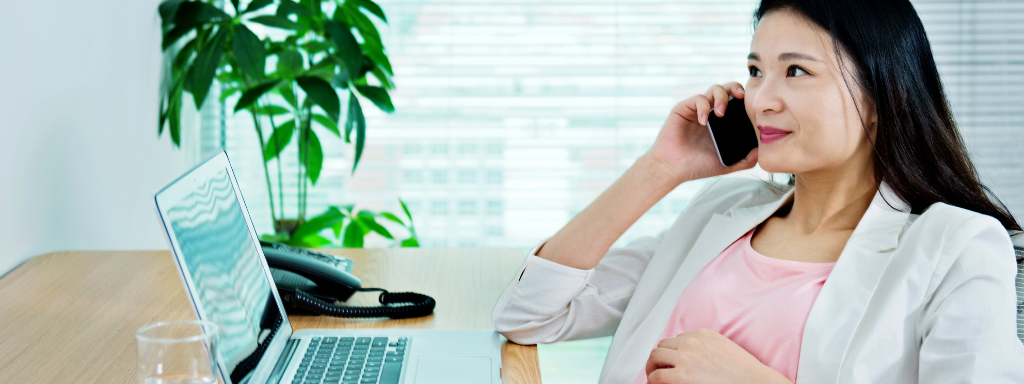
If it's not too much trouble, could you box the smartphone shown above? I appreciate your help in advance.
[706,96,758,167]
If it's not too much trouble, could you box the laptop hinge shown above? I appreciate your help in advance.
[267,338,299,384]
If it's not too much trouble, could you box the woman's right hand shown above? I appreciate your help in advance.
[642,82,759,184]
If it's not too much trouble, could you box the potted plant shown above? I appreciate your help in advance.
[157,0,418,248]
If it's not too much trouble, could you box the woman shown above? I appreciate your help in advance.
[490,0,1024,383]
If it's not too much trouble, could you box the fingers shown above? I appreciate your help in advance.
[723,147,759,173]
[728,82,746,99]
[703,82,746,119]
[694,95,711,126]
[684,82,746,126]
[645,348,676,376]
[704,85,730,117]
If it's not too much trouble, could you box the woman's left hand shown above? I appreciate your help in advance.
[644,328,793,384]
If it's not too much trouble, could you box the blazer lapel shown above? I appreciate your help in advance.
[796,181,911,383]
[603,183,798,384]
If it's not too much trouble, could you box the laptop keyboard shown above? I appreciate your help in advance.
[292,336,408,384]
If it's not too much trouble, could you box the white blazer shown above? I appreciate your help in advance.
[491,176,1024,383]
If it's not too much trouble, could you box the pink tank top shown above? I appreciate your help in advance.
[633,229,835,383]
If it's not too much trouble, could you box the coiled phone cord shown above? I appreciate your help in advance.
[291,287,436,319]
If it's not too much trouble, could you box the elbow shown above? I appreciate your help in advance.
[491,305,560,345]
[493,321,555,346]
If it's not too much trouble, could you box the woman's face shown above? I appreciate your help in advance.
[745,8,877,177]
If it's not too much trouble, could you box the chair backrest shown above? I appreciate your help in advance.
[1015,245,1023,343]
[1012,228,1024,344]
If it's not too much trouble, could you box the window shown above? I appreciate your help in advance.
[458,200,476,216]
[457,170,476,184]
[403,170,424,184]
[430,170,447,185]
[485,170,503,185]
[403,143,422,156]
[486,200,503,216]
[430,200,447,216]
[207,0,1023,253]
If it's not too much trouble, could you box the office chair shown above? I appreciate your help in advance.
[1016,244,1023,344]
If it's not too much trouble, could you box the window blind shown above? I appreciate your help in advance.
[202,0,1024,251]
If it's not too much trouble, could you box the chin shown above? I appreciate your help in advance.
[755,152,801,175]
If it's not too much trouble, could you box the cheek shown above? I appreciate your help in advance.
[759,109,858,173]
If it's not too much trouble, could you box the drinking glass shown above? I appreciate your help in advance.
[136,320,220,384]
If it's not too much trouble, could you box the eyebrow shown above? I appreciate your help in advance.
[747,52,821,62]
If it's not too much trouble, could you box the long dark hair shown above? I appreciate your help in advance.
[753,0,1021,232]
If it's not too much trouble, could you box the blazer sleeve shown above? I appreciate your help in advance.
[489,229,667,345]
[490,178,725,345]
[917,215,1024,382]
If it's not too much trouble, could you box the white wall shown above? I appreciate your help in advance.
[0,0,201,276]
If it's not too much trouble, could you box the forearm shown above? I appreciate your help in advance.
[535,154,684,270]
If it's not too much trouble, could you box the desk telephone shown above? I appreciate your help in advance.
[259,241,435,319]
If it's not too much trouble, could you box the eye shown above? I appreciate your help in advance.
[748,65,761,77]
[787,65,809,77]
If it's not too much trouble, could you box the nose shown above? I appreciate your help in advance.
[748,76,784,119]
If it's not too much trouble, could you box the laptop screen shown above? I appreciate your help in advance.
[165,168,285,384]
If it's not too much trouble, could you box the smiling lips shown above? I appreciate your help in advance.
[757,125,791,144]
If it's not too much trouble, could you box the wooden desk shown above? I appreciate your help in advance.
[0,249,540,383]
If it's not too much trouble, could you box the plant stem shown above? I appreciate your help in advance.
[260,95,283,224]
[249,105,279,233]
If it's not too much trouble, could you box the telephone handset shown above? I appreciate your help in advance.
[259,241,435,319]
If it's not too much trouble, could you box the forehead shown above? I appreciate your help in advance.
[750,8,835,62]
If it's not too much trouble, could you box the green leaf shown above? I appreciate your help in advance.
[301,40,334,54]
[347,92,366,173]
[159,78,182,137]
[294,234,333,248]
[162,24,194,50]
[324,20,361,82]
[342,220,365,248]
[244,0,273,13]
[215,69,243,83]
[291,206,345,240]
[357,0,387,23]
[260,232,290,242]
[380,212,404,226]
[364,48,392,75]
[299,126,324,184]
[343,93,355,141]
[277,0,311,16]
[168,89,182,147]
[355,85,393,113]
[264,119,295,161]
[234,79,281,112]
[219,86,241,102]
[249,15,302,30]
[357,213,393,239]
[297,76,340,122]
[256,104,291,116]
[172,2,230,26]
[345,5,382,49]
[400,237,419,247]
[311,114,340,137]
[370,65,393,90]
[331,71,351,89]
[158,0,185,24]
[231,24,266,80]
[278,82,298,108]
[328,206,351,237]
[399,197,416,233]
[171,37,197,73]
[275,50,303,80]
[188,25,228,108]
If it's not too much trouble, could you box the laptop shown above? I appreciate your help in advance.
[155,151,503,384]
